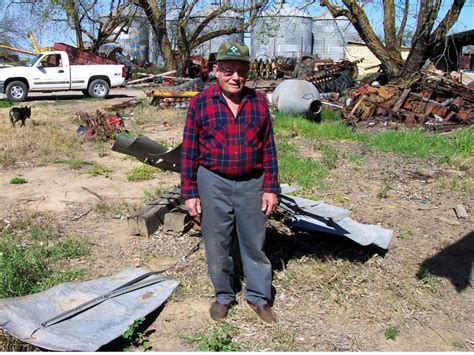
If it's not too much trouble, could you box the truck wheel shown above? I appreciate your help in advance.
[88,79,110,98]
[6,81,28,102]
[82,89,91,97]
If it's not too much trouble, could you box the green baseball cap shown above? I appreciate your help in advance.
[216,41,250,62]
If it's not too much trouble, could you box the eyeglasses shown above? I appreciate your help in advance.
[218,66,249,77]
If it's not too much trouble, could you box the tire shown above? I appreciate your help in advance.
[87,79,109,98]
[82,89,91,97]
[6,81,28,102]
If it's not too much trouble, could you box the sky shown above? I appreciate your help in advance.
[3,0,474,54]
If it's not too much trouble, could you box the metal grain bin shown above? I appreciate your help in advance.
[251,3,312,59]
[189,5,244,56]
[312,11,362,60]
[116,16,149,63]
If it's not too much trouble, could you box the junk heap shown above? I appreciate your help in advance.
[339,66,474,132]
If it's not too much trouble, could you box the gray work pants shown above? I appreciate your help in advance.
[197,166,272,306]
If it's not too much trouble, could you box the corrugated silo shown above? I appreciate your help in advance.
[312,11,362,60]
[251,2,313,59]
[189,5,244,56]
[116,16,149,62]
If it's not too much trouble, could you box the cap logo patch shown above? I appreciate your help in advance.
[228,45,239,55]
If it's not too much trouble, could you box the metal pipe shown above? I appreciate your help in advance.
[152,90,199,98]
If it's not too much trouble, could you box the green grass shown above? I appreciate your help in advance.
[0,99,13,108]
[9,177,27,184]
[86,165,112,177]
[0,213,90,298]
[378,178,393,198]
[122,317,151,351]
[371,129,473,162]
[384,327,399,341]
[53,159,111,176]
[273,113,473,163]
[53,159,94,170]
[184,324,241,352]
[417,267,438,289]
[126,165,156,181]
[92,200,131,218]
[273,113,366,142]
[277,141,328,194]
[314,143,340,169]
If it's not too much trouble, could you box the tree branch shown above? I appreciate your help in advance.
[396,0,410,47]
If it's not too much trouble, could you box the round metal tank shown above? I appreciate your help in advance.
[116,16,149,62]
[251,3,312,59]
[312,11,362,60]
[189,5,244,56]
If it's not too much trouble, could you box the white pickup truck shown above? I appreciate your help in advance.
[0,50,127,101]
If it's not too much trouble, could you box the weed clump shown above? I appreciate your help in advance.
[122,317,151,351]
[184,324,241,351]
[126,165,156,181]
[0,213,90,298]
[9,177,27,184]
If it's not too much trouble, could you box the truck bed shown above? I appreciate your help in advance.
[53,43,118,66]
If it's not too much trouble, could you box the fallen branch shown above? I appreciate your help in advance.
[81,186,104,201]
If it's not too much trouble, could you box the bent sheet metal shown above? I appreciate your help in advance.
[112,133,181,173]
[0,268,179,351]
[278,186,393,249]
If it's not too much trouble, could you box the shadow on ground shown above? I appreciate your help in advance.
[265,215,385,273]
[99,303,164,351]
[418,231,473,292]
[24,94,132,102]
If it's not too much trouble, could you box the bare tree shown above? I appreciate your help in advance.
[133,0,270,72]
[317,0,466,78]
[30,0,136,53]
[0,3,29,48]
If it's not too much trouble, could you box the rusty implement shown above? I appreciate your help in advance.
[151,90,199,98]
[111,133,181,173]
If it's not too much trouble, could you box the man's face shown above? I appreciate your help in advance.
[214,60,250,97]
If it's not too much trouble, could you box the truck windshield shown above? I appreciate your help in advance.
[26,54,43,67]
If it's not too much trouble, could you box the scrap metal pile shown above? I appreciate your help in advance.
[341,68,474,131]
[76,110,126,140]
[145,78,204,110]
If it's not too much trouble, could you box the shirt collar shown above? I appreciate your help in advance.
[211,83,256,102]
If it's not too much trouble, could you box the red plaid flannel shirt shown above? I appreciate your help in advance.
[181,84,279,200]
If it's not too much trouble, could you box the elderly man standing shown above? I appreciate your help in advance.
[181,41,280,324]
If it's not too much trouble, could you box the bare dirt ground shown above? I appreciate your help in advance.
[0,87,472,351]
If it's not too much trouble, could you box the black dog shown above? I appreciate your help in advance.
[9,106,31,127]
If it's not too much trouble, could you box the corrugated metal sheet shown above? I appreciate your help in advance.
[0,268,179,351]
[251,3,313,59]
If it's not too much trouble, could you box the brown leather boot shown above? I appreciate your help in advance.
[210,301,230,321]
[247,301,277,324]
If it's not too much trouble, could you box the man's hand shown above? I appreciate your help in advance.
[261,192,278,216]
[185,198,201,217]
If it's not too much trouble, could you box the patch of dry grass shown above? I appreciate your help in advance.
[0,120,81,168]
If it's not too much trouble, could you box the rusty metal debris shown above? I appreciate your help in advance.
[105,98,143,112]
[76,110,126,140]
[318,65,474,132]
